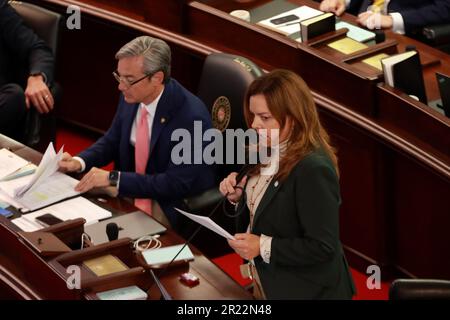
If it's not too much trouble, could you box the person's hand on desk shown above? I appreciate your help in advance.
[219,172,247,205]
[59,152,82,172]
[25,74,54,114]
[357,12,393,30]
[75,167,110,193]
[320,0,346,16]
[228,233,260,261]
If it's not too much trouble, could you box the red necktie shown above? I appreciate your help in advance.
[134,106,152,215]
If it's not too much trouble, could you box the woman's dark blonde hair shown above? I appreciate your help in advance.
[243,69,338,181]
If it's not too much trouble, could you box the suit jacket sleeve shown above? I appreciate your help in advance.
[0,0,54,84]
[118,105,212,201]
[396,0,450,34]
[270,159,341,267]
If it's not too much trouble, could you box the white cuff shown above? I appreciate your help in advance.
[390,12,405,35]
[116,171,121,191]
[344,0,351,7]
[72,156,86,172]
[260,234,273,264]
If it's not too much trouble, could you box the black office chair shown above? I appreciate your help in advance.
[184,53,263,211]
[409,24,450,54]
[389,279,450,300]
[182,53,263,257]
[10,1,62,152]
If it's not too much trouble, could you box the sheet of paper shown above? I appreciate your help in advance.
[0,148,29,180]
[0,170,79,211]
[362,53,389,71]
[17,171,81,211]
[16,142,63,197]
[257,6,322,36]
[335,21,375,43]
[12,196,112,232]
[327,37,368,54]
[175,208,235,240]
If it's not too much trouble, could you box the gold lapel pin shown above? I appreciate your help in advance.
[160,117,166,124]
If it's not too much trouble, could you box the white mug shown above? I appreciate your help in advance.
[229,10,251,22]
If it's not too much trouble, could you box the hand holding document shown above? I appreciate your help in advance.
[0,142,80,211]
[175,208,235,240]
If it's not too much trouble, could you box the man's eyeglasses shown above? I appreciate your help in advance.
[112,70,153,88]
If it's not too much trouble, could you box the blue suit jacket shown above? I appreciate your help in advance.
[79,78,216,228]
[348,0,450,33]
[0,0,54,87]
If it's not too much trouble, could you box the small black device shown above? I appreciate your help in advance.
[108,170,119,187]
[270,14,299,25]
[35,213,63,227]
[106,222,120,241]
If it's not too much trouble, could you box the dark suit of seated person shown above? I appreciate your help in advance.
[59,36,216,231]
[319,0,450,36]
[0,0,55,141]
[219,70,356,299]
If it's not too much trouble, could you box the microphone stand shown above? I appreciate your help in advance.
[145,164,252,298]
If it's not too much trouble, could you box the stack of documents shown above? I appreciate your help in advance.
[257,6,323,37]
[12,196,112,232]
[0,143,80,211]
[0,148,31,181]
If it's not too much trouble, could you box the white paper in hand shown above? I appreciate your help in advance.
[174,208,235,240]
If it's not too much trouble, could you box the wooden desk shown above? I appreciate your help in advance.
[0,135,252,300]
[21,0,450,281]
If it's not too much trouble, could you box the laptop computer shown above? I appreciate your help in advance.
[85,210,167,245]
[436,72,450,117]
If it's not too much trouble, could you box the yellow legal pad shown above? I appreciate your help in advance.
[327,37,368,54]
[362,53,390,71]
[83,254,129,276]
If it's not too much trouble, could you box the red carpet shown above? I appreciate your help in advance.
[57,125,390,300]
[56,126,113,171]
[212,253,390,300]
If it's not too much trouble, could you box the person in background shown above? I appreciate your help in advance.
[319,0,450,35]
[219,69,355,299]
[0,0,54,140]
[59,36,215,232]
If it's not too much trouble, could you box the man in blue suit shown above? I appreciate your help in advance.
[59,36,215,231]
[319,0,450,35]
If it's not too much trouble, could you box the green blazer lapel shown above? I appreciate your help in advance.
[252,178,283,231]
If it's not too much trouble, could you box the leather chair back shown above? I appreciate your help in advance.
[10,1,61,55]
[10,1,61,151]
[389,279,450,300]
[197,53,263,181]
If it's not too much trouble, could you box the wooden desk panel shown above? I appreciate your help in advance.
[0,135,251,300]
[0,134,25,152]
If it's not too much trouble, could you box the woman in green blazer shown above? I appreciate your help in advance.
[219,69,356,299]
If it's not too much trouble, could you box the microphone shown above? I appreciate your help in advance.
[106,222,119,241]
[374,30,385,44]
[145,163,254,297]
